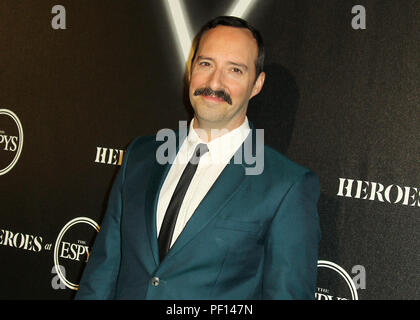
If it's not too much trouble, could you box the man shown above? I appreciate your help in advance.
[76,16,320,300]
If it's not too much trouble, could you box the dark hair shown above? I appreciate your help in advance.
[191,16,265,77]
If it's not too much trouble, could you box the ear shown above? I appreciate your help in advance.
[186,70,191,85]
[186,53,196,84]
[250,72,266,99]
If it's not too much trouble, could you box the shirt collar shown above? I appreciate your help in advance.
[185,117,251,164]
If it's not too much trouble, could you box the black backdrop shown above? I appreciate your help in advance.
[0,0,418,300]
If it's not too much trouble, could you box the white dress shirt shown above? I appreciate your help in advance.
[156,117,251,247]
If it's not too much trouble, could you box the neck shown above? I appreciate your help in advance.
[192,116,246,142]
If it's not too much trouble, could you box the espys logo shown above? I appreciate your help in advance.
[0,109,23,175]
[53,217,100,290]
[316,260,362,300]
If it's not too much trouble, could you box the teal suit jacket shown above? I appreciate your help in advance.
[76,126,321,299]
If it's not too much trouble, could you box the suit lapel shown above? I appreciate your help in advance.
[144,128,186,266]
[144,158,170,266]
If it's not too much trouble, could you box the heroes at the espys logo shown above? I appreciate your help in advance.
[0,108,23,175]
[54,217,100,290]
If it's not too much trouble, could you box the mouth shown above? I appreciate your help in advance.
[202,95,226,103]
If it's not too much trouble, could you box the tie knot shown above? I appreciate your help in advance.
[190,143,208,164]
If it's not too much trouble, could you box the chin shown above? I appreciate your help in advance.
[195,112,225,124]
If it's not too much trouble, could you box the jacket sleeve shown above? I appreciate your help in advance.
[75,139,136,300]
[262,171,321,299]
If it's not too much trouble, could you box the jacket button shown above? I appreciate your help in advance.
[151,277,160,286]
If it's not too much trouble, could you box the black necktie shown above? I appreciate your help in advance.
[158,143,209,262]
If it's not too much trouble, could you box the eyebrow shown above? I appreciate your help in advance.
[197,55,248,71]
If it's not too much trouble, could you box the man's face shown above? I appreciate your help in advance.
[188,26,265,132]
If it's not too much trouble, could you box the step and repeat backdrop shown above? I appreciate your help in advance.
[0,0,418,300]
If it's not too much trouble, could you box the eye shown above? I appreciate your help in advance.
[232,67,243,74]
[198,61,211,67]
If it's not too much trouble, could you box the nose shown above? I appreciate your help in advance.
[207,67,224,91]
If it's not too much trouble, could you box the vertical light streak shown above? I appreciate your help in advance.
[228,0,256,18]
[165,0,193,63]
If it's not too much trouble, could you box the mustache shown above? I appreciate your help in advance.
[193,87,232,105]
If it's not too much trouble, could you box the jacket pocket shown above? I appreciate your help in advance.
[214,218,261,235]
